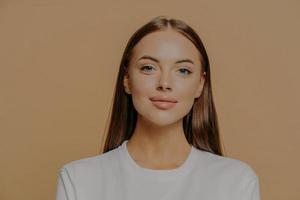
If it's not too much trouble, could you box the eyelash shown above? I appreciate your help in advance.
[140,65,192,75]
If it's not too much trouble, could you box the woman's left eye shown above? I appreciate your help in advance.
[179,68,192,75]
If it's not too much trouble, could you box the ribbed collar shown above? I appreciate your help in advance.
[118,140,196,181]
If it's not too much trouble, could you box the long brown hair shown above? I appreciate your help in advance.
[100,16,224,156]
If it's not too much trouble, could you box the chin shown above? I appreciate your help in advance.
[147,119,180,127]
[141,112,183,127]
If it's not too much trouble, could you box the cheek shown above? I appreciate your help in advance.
[177,94,195,114]
[130,76,155,98]
[177,82,199,111]
[176,80,199,102]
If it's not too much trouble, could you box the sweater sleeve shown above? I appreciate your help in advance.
[56,167,77,200]
[243,176,260,200]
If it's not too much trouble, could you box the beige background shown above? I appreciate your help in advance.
[1,0,299,199]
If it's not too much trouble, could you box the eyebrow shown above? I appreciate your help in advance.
[137,55,194,65]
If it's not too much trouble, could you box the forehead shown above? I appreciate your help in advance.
[131,29,201,64]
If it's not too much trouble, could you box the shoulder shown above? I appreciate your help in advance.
[191,148,260,199]
[193,147,259,182]
[58,147,121,179]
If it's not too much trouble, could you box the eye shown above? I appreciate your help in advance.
[140,65,155,73]
[178,68,192,75]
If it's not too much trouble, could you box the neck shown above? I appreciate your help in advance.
[126,114,192,169]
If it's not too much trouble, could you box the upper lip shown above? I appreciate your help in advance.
[149,96,178,103]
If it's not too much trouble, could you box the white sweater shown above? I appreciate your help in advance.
[56,140,260,200]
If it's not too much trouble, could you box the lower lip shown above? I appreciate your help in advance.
[150,100,177,110]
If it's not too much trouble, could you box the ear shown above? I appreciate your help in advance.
[123,71,131,94]
[194,73,205,98]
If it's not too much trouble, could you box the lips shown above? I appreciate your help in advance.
[149,96,178,110]
[149,96,178,103]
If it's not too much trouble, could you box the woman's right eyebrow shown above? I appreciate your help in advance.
[137,55,159,63]
[137,55,194,65]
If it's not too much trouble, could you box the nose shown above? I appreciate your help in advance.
[158,82,171,91]
[158,72,172,91]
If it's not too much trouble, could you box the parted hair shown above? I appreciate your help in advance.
[100,15,224,156]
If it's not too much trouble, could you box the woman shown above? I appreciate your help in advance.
[56,16,260,200]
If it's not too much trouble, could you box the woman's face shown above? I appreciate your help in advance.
[123,29,205,126]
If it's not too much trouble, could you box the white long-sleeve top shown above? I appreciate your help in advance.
[56,140,260,200]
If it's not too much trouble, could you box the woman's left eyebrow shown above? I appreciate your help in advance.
[137,55,194,64]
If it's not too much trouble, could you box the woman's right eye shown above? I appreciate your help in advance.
[140,65,155,73]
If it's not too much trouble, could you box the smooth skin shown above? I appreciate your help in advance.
[123,28,206,170]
